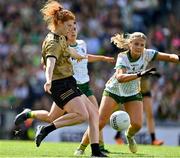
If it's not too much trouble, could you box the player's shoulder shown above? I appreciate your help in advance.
[45,32,66,44]
[144,48,156,54]
[76,39,86,45]
[118,50,128,58]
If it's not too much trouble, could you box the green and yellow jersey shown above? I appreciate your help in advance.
[42,32,73,81]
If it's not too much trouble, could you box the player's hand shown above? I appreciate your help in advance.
[103,57,115,63]
[76,55,87,62]
[150,72,161,78]
[142,71,161,78]
[44,82,52,94]
[69,47,87,62]
[137,67,157,77]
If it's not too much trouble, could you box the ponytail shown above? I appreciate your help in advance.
[111,32,147,50]
[40,0,63,30]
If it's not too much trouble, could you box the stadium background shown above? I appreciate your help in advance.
[0,0,179,145]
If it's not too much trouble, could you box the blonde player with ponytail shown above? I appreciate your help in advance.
[74,32,179,154]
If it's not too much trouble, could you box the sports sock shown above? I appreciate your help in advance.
[126,125,137,138]
[43,123,56,135]
[99,140,104,150]
[99,144,104,150]
[78,144,87,151]
[27,112,35,118]
[91,143,101,155]
[150,133,155,142]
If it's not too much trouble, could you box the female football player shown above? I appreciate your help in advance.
[14,1,107,157]
[74,32,179,153]
[14,1,114,157]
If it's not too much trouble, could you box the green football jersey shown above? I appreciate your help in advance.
[105,49,158,97]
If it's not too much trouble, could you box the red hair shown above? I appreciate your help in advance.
[40,0,75,30]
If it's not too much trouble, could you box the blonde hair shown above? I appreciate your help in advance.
[111,32,147,49]
[40,0,75,30]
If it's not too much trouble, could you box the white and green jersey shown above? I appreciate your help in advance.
[70,40,89,84]
[105,49,158,97]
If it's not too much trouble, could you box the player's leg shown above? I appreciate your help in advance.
[35,96,89,146]
[143,95,164,145]
[36,95,106,157]
[55,95,107,157]
[114,105,125,144]
[14,102,65,125]
[75,81,107,155]
[124,100,143,153]
[99,95,119,135]
[80,95,107,157]
[74,95,109,155]
[74,95,97,155]
[87,95,109,153]
[74,94,119,155]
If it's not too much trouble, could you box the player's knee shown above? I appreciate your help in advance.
[47,114,55,123]
[90,107,99,120]
[78,112,89,123]
[85,103,99,122]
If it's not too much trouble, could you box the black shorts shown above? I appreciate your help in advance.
[50,76,82,109]
[141,91,152,97]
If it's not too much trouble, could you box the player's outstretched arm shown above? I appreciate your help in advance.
[156,52,180,63]
[87,54,115,63]
[69,47,87,62]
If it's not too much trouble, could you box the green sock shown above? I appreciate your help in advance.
[78,144,87,151]
[99,144,104,150]
[27,112,35,118]
[99,140,104,150]
[126,127,134,138]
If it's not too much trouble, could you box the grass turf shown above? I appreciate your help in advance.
[0,140,180,158]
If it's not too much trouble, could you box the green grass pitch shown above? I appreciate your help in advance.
[0,140,180,158]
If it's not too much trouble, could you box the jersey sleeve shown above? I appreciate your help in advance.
[78,40,87,55]
[145,49,158,62]
[45,40,59,60]
[82,40,87,54]
[115,54,127,69]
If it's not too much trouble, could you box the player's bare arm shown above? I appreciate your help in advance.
[44,57,56,94]
[156,52,180,63]
[87,54,115,63]
[115,68,138,82]
[69,47,87,61]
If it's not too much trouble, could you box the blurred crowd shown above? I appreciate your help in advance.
[0,0,179,136]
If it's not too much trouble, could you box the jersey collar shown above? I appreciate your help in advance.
[127,51,141,62]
